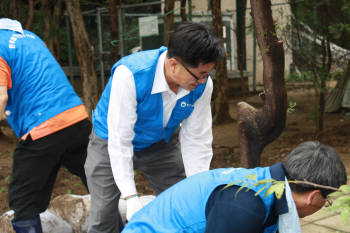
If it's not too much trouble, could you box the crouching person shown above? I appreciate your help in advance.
[0,18,91,233]
[122,141,347,233]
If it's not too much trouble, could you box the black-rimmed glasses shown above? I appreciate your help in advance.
[175,58,209,81]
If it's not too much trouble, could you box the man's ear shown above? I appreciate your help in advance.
[168,58,178,73]
[305,190,322,206]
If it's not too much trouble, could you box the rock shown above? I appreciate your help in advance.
[0,210,15,233]
[0,210,73,233]
[0,194,155,233]
[48,194,90,233]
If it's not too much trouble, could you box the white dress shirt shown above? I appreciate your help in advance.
[107,51,213,197]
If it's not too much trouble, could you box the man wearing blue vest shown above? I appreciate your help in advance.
[0,18,91,233]
[84,22,225,233]
[122,141,347,233]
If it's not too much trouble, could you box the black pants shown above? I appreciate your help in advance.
[9,119,91,221]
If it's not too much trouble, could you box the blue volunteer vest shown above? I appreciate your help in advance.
[0,29,83,138]
[92,47,207,151]
[123,167,278,233]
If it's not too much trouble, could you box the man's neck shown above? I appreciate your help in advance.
[164,57,179,94]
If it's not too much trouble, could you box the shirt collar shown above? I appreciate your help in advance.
[151,51,189,99]
[269,162,289,215]
[0,18,24,34]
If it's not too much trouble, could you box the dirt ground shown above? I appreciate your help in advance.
[0,84,349,214]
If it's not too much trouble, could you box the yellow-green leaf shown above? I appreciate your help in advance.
[255,184,271,196]
[223,181,241,190]
[264,181,285,199]
[328,191,344,197]
[245,175,257,181]
[339,185,350,193]
[340,207,350,225]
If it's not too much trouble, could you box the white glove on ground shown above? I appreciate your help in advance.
[126,196,143,221]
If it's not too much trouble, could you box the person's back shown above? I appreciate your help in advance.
[0,18,91,233]
[122,141,347,233]
[122,166,277,233]
[0,27,82,137]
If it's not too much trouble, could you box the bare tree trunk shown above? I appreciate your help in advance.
[317,38,332,132]
[40,0,51,47]
[109,0,121,62]
[10,0,19,20]
[180,0,187,22]
[53,0,63,59]
[40,0,63,59]
[65,0,99,117]
[25,0,35,30]
[164,0,175,46]
[211,0,232,124]
[239,0,287,167]
[236,0,247,98]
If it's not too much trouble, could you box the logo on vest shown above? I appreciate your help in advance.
[9,33,35,49]
[180,101,194,108]
[221,167,242,175]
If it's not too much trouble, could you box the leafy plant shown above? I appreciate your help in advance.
[287,100,297,113]
[4,174,11,183]
[326,184,350,225]
[227,175,350,224]
[0,187,6,195]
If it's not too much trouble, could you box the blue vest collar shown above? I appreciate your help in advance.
[269,162,288,215]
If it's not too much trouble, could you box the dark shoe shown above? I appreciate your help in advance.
[11,216,43,233]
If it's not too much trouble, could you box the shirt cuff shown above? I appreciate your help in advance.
[117,179,138,198]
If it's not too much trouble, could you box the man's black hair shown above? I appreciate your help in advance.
[282,141,347,197]
[167,22,225,67]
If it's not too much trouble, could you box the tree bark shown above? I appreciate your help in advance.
[40,0,63,59]
[180,0,187,22]
[236,0,247,98]
[25,0,35,30]
[163,0,175,46]
[10,0,19,20]
[109,0,121,62]
[238,0,287,167]
[211,0,232,124]
[65,0,99,117]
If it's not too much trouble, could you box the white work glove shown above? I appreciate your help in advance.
[126,196,143,221]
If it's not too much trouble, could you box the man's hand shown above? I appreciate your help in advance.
[126,196,143,221]
[0,86,8,121]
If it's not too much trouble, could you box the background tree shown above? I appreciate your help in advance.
[10,0,19,20]
[163,0,175,45]
[65,0,99,116]
[286,0,350,132]
[40,0,64,59]
[180,0,187,22]
[211,0,232,124]
[236,0,247,98]
[238,0,287,167]
[25,0,36,30]
[109,0,122,62]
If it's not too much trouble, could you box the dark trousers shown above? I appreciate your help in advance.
[9,119,91,221]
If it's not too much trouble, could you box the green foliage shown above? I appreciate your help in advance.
[225,175,286,200]
[66,189,72,194]
[287,100,296,114]
[4,174,11,183]
[327,185,350,225]
[0,187,6,195]
[225,154,233,164]
[286,71,314,82]
[230,176,350,225]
